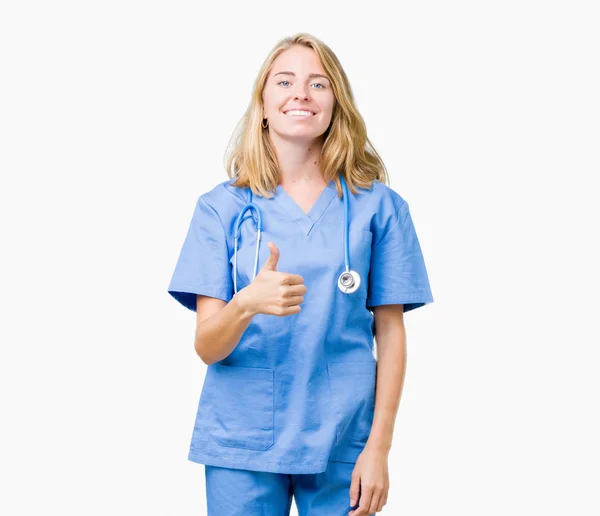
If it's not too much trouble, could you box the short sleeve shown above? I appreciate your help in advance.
[366,201,434,313]
[167,195,233,312]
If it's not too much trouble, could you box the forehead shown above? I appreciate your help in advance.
[270,45,326,75]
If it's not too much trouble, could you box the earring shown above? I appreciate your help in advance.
[261,118,268,129]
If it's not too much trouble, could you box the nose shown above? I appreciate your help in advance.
[293,83,310,101]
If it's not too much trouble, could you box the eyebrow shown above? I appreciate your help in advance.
[273,71,330,81]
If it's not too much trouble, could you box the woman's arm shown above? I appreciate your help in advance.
[366,304,407,453]
[193,292,256,365]
[194,242,306,365]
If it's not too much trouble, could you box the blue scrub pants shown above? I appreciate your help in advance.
[205,460,376,516]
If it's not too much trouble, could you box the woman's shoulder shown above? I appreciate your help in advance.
[358,179,408,217]
[186,178,249,233]
[196,178,248,211]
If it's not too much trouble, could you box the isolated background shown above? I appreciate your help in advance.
[1,0,599,514]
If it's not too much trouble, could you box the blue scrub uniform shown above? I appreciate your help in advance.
[168,177,433,476]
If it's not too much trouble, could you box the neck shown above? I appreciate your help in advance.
[268,131,324,186]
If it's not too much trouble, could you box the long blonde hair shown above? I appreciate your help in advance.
[225,32,389,198]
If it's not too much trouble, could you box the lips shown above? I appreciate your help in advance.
[283,109,316,115]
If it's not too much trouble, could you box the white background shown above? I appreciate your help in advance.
[1,1,599,514]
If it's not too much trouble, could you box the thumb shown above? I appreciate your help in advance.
[261,241,279,272]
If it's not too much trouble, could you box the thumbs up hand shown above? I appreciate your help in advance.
[236,242,306,317]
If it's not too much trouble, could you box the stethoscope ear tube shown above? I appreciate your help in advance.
[232,174,361,295]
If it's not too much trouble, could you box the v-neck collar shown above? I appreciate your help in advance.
[273,179,338,236]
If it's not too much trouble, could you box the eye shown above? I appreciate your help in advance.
[312,83,325,89]
[277,80,291,87]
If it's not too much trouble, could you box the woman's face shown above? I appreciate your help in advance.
[262,45,335,141]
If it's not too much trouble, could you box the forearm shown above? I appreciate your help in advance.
[195,293,256,365]
[367,321,407,453]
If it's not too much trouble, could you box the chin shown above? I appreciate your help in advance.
[282,126,327,138]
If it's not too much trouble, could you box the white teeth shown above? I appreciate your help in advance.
[284,110,314,116]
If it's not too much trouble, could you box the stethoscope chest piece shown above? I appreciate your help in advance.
[337,269,361,294]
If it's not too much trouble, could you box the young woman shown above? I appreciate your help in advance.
[168,33,433,516]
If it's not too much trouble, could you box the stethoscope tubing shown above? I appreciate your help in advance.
[232,174,355,295]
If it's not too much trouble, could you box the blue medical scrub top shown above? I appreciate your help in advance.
[168,177,433,474]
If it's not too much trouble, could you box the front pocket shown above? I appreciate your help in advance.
[206,363,274,451]
[327,360,376,444]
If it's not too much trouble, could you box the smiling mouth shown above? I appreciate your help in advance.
[283,110,316,116]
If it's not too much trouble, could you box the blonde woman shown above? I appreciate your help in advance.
[168,33,433,516]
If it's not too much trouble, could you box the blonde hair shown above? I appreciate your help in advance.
[225,32,389,198]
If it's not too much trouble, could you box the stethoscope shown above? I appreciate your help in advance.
[232,173,360,296]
